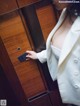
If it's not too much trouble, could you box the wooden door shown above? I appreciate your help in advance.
[0,11,47,105]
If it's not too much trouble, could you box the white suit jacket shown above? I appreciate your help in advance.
[37,8,80,105]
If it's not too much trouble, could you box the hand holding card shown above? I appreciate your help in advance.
[18,53,29,62]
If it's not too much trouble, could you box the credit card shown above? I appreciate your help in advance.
[18,53,28,62]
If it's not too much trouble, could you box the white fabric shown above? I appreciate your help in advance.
[37,8,80,106]
[51,44,61,60]
[37,50,47,63]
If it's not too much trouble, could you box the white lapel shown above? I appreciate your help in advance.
[58,16,80,67]
[46,8,67,49]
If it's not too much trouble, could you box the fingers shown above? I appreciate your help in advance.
[26,58,30,60]
[26,50,37,60]
[26,50,33,54]
[26,50,30,53]
[26,54,31,58]
[26,55,33,60]
[26,51,33,59]
[26,54,31,60]
[26,50,32,56]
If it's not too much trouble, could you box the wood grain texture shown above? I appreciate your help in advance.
[0,37,29,106]
[0,11,45,98]
[17,0,41,8]
[36,4,56,40]
[0,0,18,15]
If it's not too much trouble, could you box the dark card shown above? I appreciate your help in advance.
[18,53,28,62]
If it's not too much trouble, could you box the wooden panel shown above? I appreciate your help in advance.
[0,0,18,15]
[0,37,29,106]
[0,11,45,98]
[17,0,41,8]
[36,4,56,40]
[30,93,52,106]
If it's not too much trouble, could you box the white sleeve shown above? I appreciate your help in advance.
[36,50,47,63]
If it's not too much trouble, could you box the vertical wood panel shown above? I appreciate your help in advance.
[0,11,46,98]
[36,4,56,40]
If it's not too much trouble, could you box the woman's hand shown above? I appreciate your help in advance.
[26,50,38,60]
